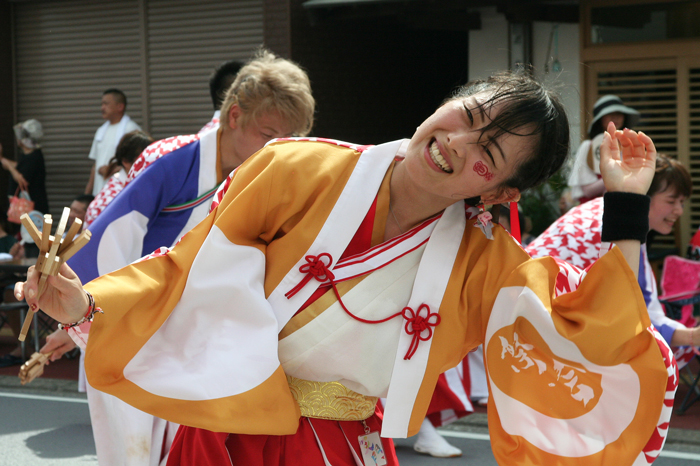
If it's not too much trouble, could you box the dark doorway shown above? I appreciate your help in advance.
[290,1,472,144]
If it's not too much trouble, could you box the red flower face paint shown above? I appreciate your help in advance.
[473,161,494,181]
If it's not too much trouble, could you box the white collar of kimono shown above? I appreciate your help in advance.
[267,138,467,438]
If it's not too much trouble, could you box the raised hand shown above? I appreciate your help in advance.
[599,121,656,195]
[15,262,89,326]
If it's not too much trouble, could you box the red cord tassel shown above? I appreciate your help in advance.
[510,201,521,243]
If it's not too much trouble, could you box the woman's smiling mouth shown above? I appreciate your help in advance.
[429,140,453,173]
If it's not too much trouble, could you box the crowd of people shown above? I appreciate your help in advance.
[0,47,693,466]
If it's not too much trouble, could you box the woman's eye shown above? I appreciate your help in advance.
[261,133,273,139]
[483,146,495,165]
[464,104,473,125]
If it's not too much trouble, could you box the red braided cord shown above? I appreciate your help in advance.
[286,253,441,360]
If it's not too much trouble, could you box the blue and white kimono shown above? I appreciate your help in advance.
[69,127,221,282]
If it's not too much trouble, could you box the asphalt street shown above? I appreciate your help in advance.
[3,385,700,465]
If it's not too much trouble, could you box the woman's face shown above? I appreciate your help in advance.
[600,112,625,130]
[648,185,685,235]
[403,91,535,205]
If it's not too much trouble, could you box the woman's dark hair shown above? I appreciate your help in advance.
[209,59,244,110]
[447,69,570,194]
[108,130,154,171]
[103,88,127,108]
[647,153,692,198]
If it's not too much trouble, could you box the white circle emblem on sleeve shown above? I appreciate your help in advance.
[484,286,640,458]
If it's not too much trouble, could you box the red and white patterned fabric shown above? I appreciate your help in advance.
[85,171,127,227]
[526,197,605,270]
[127,134,200,182]
[198,113,219,134]
[674,346,696,371]
[208,170,235,214]
[639,326,678,465]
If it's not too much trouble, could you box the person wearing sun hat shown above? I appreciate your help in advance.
[0,118,49,215]
[568,95,640,204]
[0,119,48,369]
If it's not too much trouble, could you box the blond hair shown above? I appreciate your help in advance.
[219,48,314,136]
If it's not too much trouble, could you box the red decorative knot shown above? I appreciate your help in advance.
[285,253,441,361]
[285,253,335,299]
[402,304,441,360]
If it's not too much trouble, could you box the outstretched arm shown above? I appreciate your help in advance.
[7,163,29,192]
[599,121,657,278]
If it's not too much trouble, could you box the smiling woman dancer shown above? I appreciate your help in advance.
[17,71,673,466]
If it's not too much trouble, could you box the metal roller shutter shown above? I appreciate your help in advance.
[145,0,263,140]
[14,0,142,218]
[13,0,263,217]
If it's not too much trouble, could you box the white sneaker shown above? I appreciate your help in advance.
[413,418,463,458]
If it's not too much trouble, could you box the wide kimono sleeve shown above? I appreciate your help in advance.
[421,224,675,465]
[82,140,362,435]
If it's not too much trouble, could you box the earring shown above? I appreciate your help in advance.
[474,204,494,240]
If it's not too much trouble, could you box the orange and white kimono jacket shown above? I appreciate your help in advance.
[79,138,675,466]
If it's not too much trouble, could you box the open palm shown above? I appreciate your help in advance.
[599,121,656,195]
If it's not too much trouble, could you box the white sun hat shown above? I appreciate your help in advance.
[588,95,640,135]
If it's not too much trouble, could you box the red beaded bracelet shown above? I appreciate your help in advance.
[58,291,103,330]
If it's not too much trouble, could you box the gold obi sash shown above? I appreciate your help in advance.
[287,375,378,421]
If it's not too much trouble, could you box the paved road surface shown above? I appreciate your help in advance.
[3,389,700,465]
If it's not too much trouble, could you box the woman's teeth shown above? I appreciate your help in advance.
[430,141,452,173]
